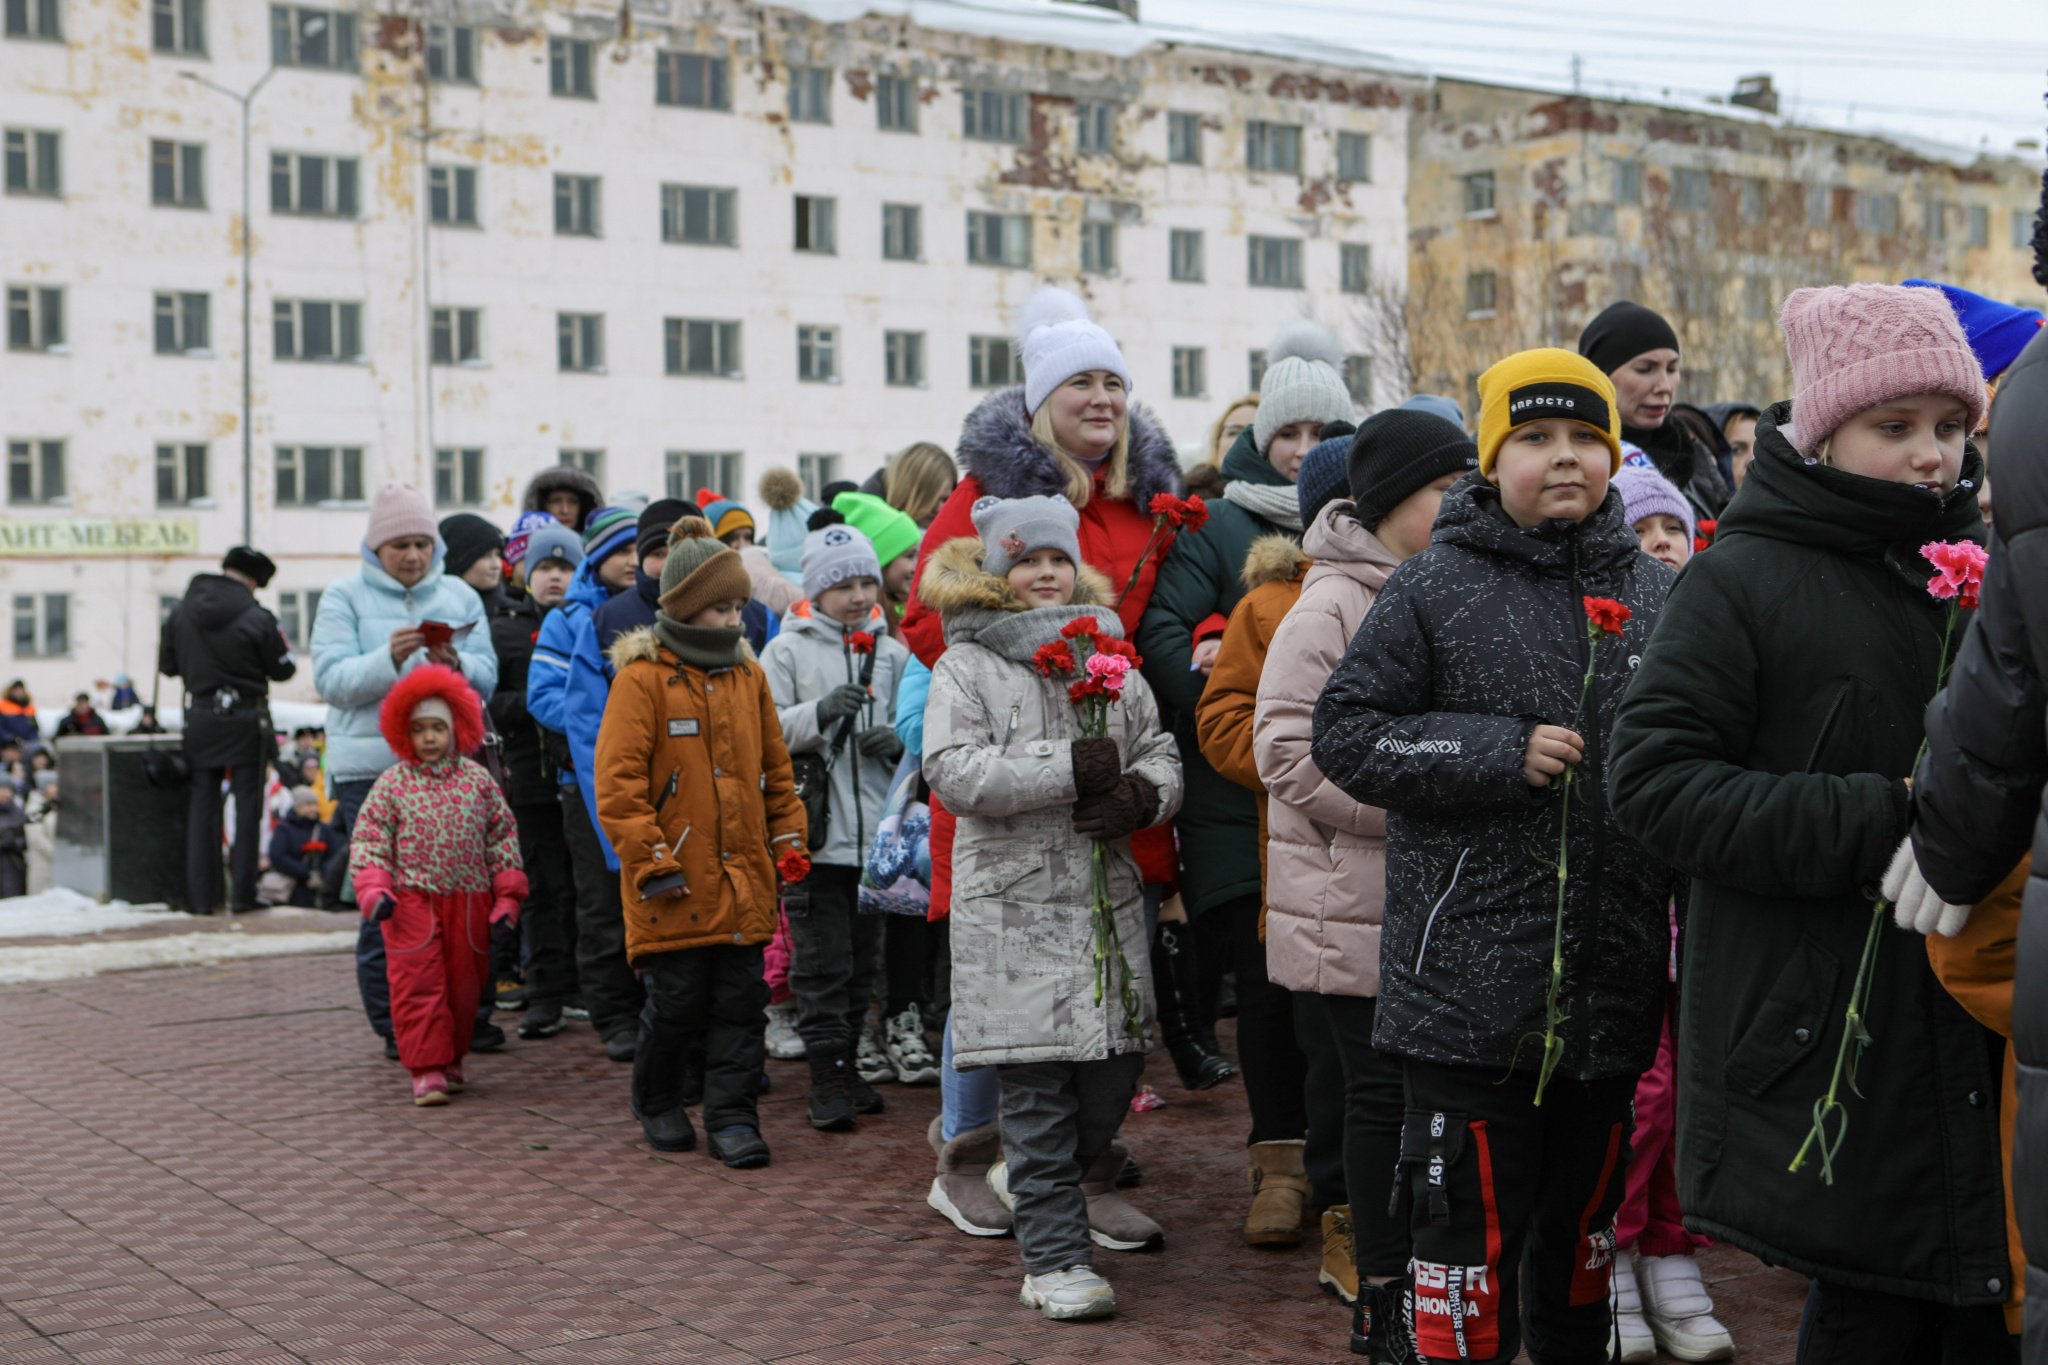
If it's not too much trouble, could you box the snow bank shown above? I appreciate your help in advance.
[0,888,185,940]
[0,930,354,985]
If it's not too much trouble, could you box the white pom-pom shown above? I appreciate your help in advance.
[1014,286,1093,351]
[1266,319,1344,372]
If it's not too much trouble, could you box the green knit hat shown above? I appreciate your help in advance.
[831,491,920,567]
[658,516,753,622]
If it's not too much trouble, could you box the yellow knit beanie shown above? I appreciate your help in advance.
[1476,348,1623,476]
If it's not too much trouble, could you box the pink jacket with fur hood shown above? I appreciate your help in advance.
[1254,501,1399,998]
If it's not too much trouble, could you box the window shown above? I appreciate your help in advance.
[876,73,917,132]
[664,317,741,377]
[1855,191,1900,236]
[1465,269,1498,318]
[1740,177,1768,223]
[1075,101,1116,156]
[1171,346,1205,400]
[1807,183,1834,229]
[2017,208,2037,249]
[1612,158,1642,205]
[1743,275,1773,323]
[6,438,65,504]
[5,0,60,38]
[963,88,1027,144]
[884,330,923,387]
[1968,204,1989,248]
[1343,355,1371,407]
[798,454,840,502]
[662,184,736,246]
[556,312,603,373]
[967,211,1031,268]
[969,335,1021,389]
[1246,235,1301,289]
[1336,131,1371,183]
[429,306,481,365]
[559,448,604,482]
[1674,168,1712,212]
[149,139,203,208]
[797,324,839,383]
[274,444,364,505]
[665,452,740,502]
[1247,350,1267,390]
[270,5,355,70]
[787,65,830,123]
[1340,243,1372,294]
[1080,221,1116,275]
[275,589,321,650]
[1567,202,1615,236]
[1167,111,1202,165]
[434,447,484,507]
[1462,171,1496,216]
[553,173,600,237]
[273,299,362,362]
[269,151,358,217]
[1922,199,1948,243]
[12,595,68,658]
[656,51,728,109]
[794,195,836,254]
[1170,228,1203,283]
[155,442,207,505]
[4,129,60,196]
[549,37,593,97]
[882,203,921,261]
[1245,120,1301,174]
[153,290,209,354]
[424,22,475,83]
[6,285,62,352]
[152,0,203,55]
[427,165,478,226]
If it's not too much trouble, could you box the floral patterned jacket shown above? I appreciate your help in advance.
[348,755,525,899]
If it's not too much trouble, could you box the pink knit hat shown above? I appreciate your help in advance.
[1780,284,1988,457]
[364,482,438,550]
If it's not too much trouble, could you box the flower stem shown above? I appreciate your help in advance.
[1113,521,1168,611]
[1534,634,1597,1106]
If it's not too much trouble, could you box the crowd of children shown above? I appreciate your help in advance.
[266,266,2048,1365]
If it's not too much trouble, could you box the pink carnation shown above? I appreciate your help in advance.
[1921,540,1988,609]
[1085,651,1132,695]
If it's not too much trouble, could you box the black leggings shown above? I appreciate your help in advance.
[1196,894,1306,1146]
[880,914,948,1017]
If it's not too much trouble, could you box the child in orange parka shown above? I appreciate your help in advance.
[349,665,527,1106]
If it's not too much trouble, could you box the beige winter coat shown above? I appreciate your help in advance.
[1254,501,1399,998]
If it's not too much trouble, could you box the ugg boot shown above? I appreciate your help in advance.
[1351,1277,1417,1362]
[1638,1251,1735,1362]
[1318,1205,1358,1304]
[1244,1139,1310,1247]
[1152,922,1237,1090]
[925,1116,1013,1237]
[1609,1250,1656,1363]
[1078,1140,1164,1251]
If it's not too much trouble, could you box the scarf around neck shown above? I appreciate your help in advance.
[653,614,745,669]
[1223,478,1303,531]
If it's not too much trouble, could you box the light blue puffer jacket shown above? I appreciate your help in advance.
[311,543,498,783]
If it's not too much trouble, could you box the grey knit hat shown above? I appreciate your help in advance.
[800,518,882,600]
[970,494,1082,579]
[1253,320,1355,456]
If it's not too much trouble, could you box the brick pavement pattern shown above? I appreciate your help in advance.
[0,950,1809,1362]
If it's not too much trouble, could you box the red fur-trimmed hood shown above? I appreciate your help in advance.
[378,664,483,762]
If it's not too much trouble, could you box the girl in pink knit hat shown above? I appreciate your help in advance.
[1606,284,2010,1365]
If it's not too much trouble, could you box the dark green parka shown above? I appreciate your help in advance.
[1609,403,2008,1307]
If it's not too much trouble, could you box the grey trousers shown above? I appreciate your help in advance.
[996,1052,1145,1276]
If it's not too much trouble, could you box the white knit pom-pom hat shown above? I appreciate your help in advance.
[1017,286,1132,416]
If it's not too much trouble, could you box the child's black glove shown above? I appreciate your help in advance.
[1070,736,1122,799]
[1073,774,1159,843]
[816,683,869,728]
[856,725,904,762]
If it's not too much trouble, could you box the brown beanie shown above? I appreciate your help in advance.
[657,516,753,623]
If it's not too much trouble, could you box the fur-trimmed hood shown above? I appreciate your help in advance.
[607,626,756,673]
[956,385,1183,509]
[917,535,1121,659]
[377,664,484,762]
[521,466,603,529]
[1240,534,1311,590]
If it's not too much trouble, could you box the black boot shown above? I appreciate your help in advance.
[845,1047,886,1115]
[806,1050,857,1132]
[1152,921,1237,1090]
[1351,1277,1417,1363]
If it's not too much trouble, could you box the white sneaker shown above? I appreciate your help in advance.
[854,1026,894,1084]
[1609,1251,1657,1364]
[1638,1252,1735,1362]
[884,1006,940,1085]
[763,1002,805,1061]
[987,1158,1015,1211]
[1020,1264,1116,1321]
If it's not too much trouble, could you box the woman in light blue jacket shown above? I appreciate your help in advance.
[311,482,497,1052]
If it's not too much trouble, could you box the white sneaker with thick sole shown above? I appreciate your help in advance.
[884,1006,940,1085]
[1020,1265,1116,1321]
[987,1158,1015,1210]
[1609,1251,1657,1364]
[854,1027,894,1084]
[1638,1252,1735,1362]
[763,1002,805,1061]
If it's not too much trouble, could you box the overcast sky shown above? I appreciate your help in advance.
[1149,0,2048,156]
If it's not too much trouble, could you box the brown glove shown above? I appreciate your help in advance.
[1070,736,1122,799]
[1073,774,1160,842]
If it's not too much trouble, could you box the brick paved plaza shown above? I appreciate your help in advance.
[0,948,1809,1363]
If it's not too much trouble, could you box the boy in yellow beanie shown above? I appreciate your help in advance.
[1308,347,1676,1364]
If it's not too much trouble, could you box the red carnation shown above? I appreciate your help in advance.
[1032,640,1077,676]
[1583,597,1632,637]
[777,849,811,884]
[1179,495,1210,534]
[1060,616,1102,641]
[1096,636,1140,665]
[1068,676,1108,704]
[302,839,328,855]
[847,630,875,654]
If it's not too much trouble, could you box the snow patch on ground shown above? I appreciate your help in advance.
[0,888,186,939]
[0,931,354,985]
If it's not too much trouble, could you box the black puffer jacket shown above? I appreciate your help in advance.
[520,466,602,533]
[480,582,549,806]
[1627,417,1730,521]
[158,573,296,769]
[1610,402,2007,1307]
[1910,325,2048,1339]
[1311,471,1674,1080]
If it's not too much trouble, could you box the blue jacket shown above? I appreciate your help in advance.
[311,544,496,783]
[526,555,615,788]
[894,654,931,758]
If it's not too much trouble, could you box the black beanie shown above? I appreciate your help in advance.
[438,514,504,578]
[1578,301,1680,376]
[1347,410,1479,530]
[636,498,690,560]
[221,545,277,588]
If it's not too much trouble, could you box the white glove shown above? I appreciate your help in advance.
[1882,836,1973,938]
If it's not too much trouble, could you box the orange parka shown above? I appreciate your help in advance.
[593,627,807,966]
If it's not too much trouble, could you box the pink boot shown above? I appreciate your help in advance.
[411,1071,450,1106]
[445,1065,465,1094]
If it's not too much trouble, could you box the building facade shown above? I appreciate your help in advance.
[1,0,1419,702]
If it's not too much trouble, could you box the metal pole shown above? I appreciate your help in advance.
[239,89,252,547]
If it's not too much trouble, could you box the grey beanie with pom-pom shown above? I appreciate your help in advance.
[1254,320,1355,456]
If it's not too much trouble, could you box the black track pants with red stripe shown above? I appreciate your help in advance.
[1399,1060,1636,1365]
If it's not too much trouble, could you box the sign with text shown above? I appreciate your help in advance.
[0,516,202,558]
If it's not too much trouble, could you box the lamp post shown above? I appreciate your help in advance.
[180,63,278,547]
